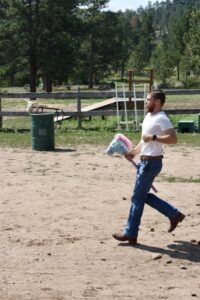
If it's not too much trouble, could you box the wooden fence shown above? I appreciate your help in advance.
[0,89,200,129]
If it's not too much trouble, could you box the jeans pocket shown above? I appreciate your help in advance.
[137,161,151,175]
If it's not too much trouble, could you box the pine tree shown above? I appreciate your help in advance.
[0,0,81,91]
[79,0,109,88]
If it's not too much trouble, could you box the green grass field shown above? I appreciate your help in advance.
[0,87,200,148]
[0,117,200,149]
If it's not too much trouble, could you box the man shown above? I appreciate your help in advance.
[113,90,185,245]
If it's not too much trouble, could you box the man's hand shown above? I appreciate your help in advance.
[124,151,135,161]
[125,140,142,160]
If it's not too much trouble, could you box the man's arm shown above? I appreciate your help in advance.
[143,128,177,144]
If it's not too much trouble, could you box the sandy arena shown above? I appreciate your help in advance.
[0,144,200,300]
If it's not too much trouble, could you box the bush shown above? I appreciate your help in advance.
[183,77,200,89]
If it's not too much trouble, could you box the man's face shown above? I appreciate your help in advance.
[145,93,156,113]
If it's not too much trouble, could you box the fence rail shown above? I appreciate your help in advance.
[0,109,199,118]
[0,89,200,129]
[1,88,200,99]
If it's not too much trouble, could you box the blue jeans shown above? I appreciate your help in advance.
[124,159,179,238]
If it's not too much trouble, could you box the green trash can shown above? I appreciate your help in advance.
[178,120,195,133]
[31,113,55,151]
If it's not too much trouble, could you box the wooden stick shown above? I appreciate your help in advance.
[127,158,158,193]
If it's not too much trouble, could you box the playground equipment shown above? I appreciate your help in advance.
[132,82,147,128]
[128,68,154,95]
[115,82,120,131]
[113,68,153,131]
[52,69,152,128]
[115,82,147,131]
[115,82,129,131]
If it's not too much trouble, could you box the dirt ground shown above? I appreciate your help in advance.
[0,144,200,300]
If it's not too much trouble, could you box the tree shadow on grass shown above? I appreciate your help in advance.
[0,128,31,133]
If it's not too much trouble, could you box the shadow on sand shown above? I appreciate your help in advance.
[53,148,77,153]
[119,240,200,262]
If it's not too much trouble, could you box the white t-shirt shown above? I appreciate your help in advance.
[141,111,173,156]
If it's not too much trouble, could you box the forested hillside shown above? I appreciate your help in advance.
[0,0,200,91]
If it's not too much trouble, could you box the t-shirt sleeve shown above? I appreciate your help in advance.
[160,116,173,131]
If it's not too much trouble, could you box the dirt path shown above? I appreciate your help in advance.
[0,145,200,300]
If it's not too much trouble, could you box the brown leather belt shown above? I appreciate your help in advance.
[140,155,163,160]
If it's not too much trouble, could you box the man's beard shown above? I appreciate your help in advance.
[147,105,155,113]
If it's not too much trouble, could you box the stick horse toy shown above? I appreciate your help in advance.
[105,133,158,193]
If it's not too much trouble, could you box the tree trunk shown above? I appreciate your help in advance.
[94,70,98,86]
[88,35,94,89]
[45,76,52,92]
[162,76,167,87]
[29,51,37,93]
[121,61,124,81]
[42,77,46,91]
[30,66,37,92]
[10,75,15,87]
[57,79,62,86]
[176,62,180,81]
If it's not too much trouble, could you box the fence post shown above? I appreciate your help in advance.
[150,69,154,91]
[128,70,133,102]
[0,98,2,129]
[77,87,82,129]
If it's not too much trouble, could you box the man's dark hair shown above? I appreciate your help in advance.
[151,90,165,106]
